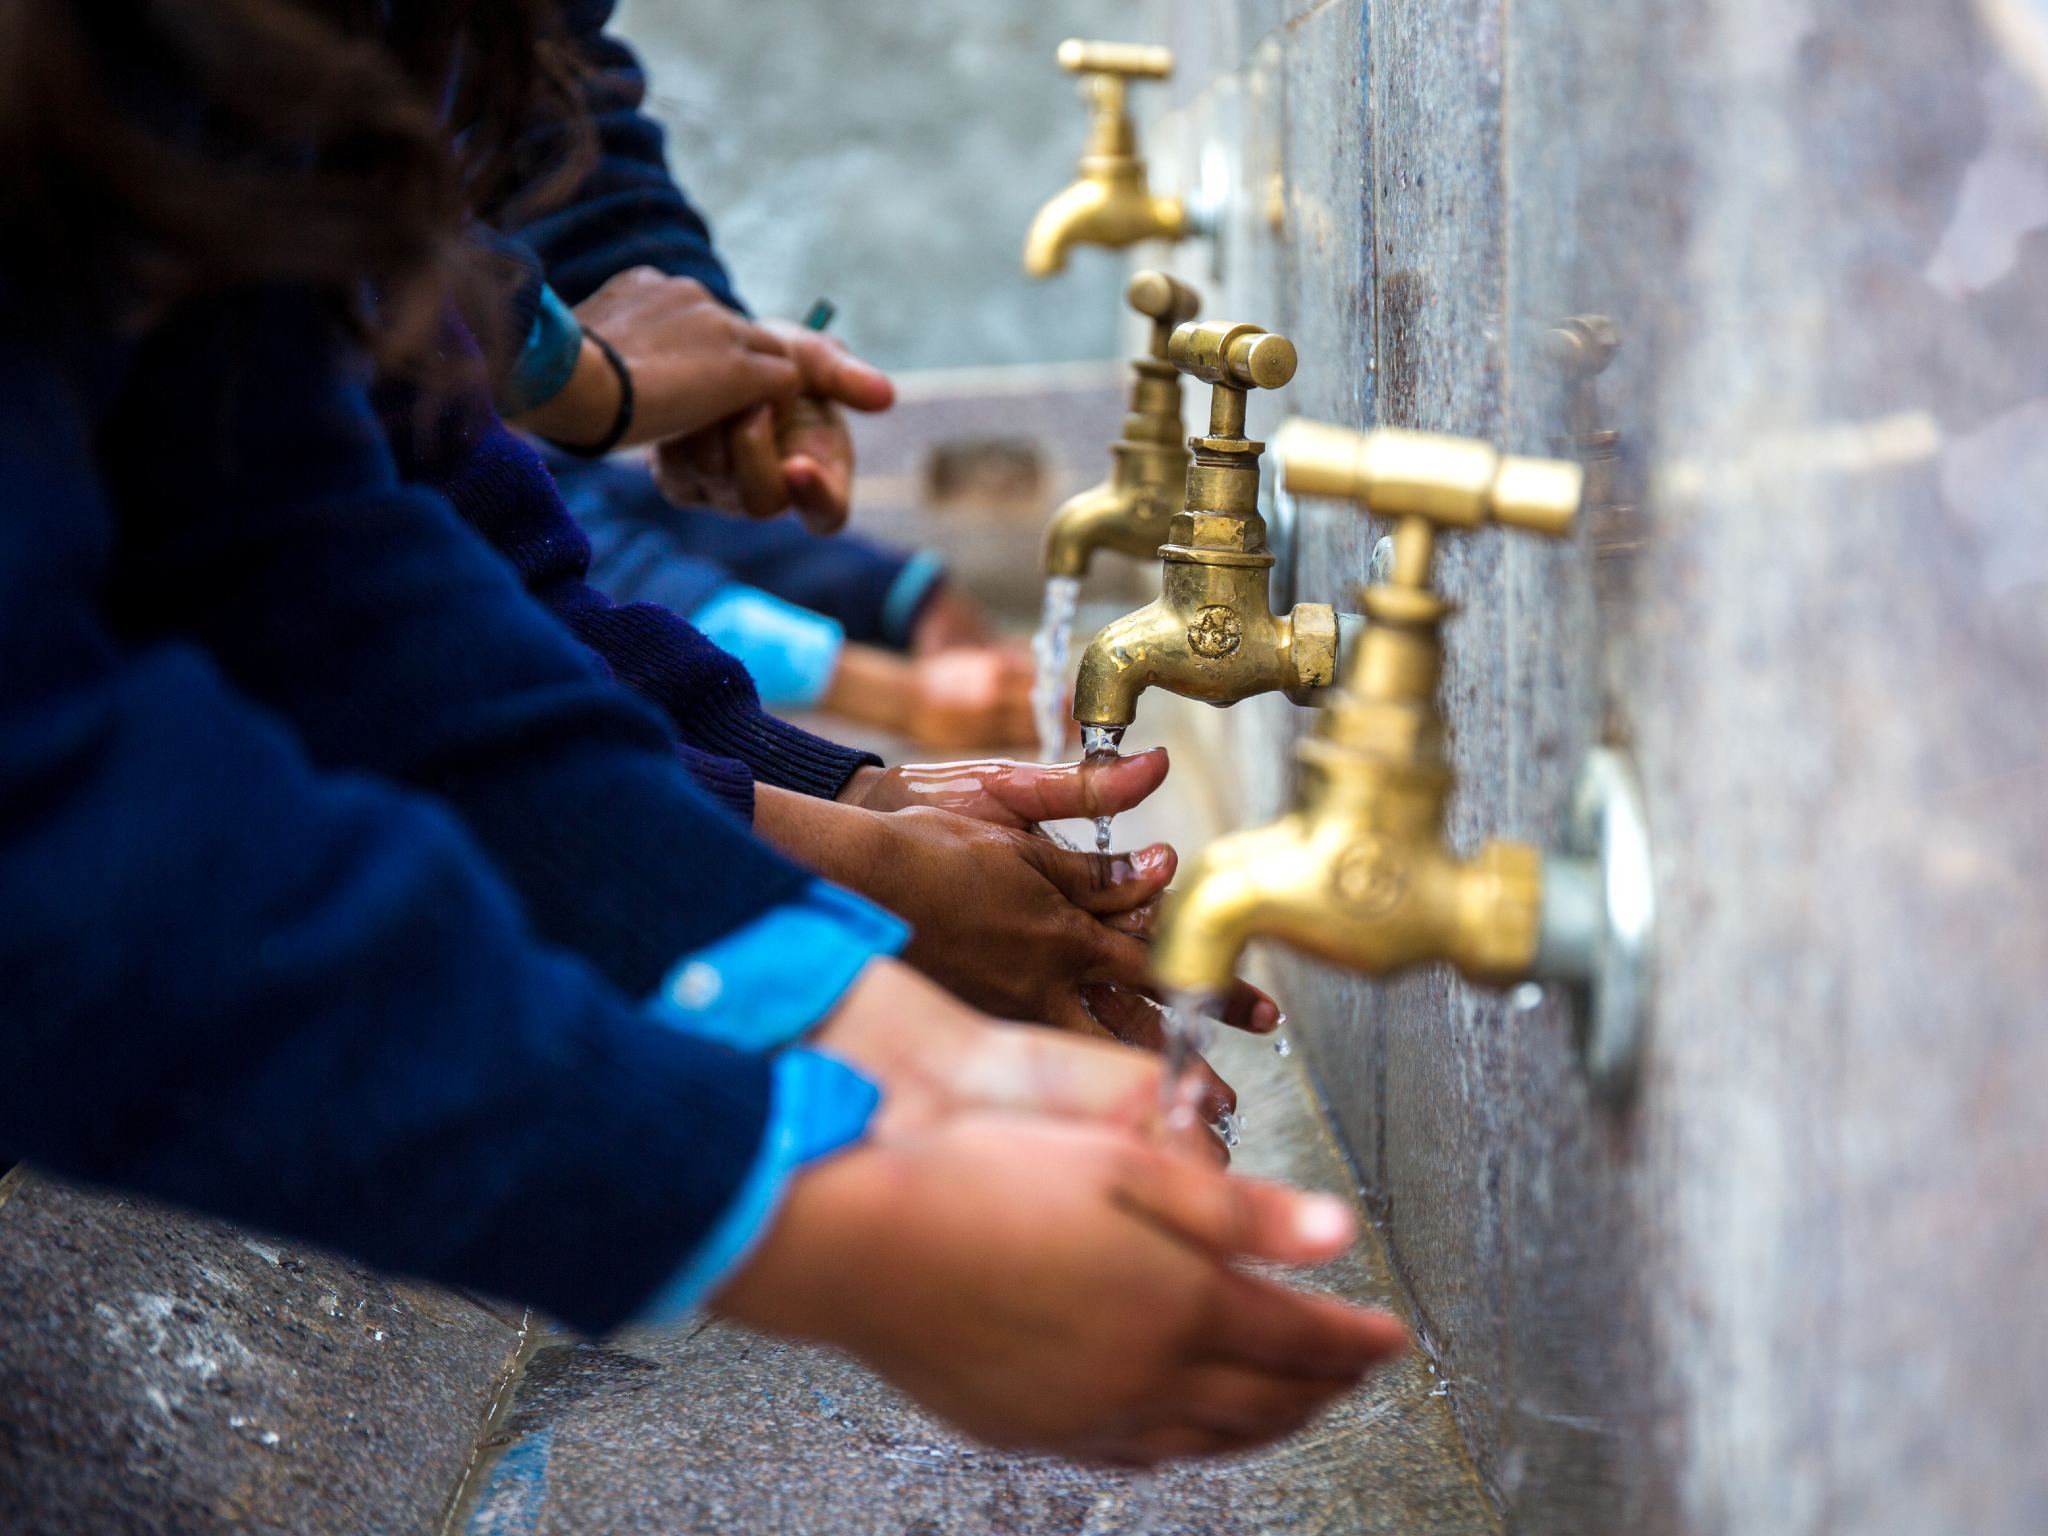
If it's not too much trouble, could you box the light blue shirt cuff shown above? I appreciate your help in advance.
[691,585,847,709]
[646,881,909,1051]
[499,285,584,417]
[880,550,948,649]
[633,1048,880,1325]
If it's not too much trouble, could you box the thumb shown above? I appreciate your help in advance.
[1025,838,1175,916]
[984,747,1171,825]
[1114,1150,1359,1267]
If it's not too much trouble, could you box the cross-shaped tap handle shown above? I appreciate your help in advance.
[1275,419,1582,593]
[1127,272,1202,360]
[1057,40,1174,80]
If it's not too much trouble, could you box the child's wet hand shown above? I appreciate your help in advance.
[711,1117,1409,1464]
[851,747,1171,826]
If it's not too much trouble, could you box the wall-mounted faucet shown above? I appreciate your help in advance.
[1023,40,1193,278]
[1071,321,1339,732]
[1043,271,1199,579]
[1151,420,1655,1098]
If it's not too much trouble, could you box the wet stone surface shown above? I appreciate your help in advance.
[0,1171,524,1536]
[455,1035,1497,1536]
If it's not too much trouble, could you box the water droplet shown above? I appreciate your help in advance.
[1511,982,1545,1013]
[1274,1036,1292,1056]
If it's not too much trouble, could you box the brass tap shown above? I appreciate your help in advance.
[1071,321,1339,729]
[1043,271,1198,579]
[1023,41,1189,278]
[1152,420,1588,999]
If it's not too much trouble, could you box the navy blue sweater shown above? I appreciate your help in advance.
[0,286,816,1332]
[373,319,878,820]
[455,0,882,814]
[553,451,930,647]
[484,0,747,326]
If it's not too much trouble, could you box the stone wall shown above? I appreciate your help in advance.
[1140,1,2048,1530]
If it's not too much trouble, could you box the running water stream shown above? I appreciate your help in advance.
[1029,576,1081,767]
[1080,723,1125,851]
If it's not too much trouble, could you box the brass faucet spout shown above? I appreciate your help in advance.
[1154,789,1546,997]
[1023,41,1190,278]
[1041,272,1198,579]
[1152,816,1319,996]
[1042,480,1134,580]
[1067,317,1338,731]
[1072,599,1177,728]
[1023,177,1186,278]
[1151,418,1591,1010]
[1070,571,1336,728]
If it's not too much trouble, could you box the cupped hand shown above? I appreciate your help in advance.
[807,958,1225,1155]
[712,1115,1409,1464]
[847,750,1282,1035]
[652,316,894,532]
[907,584,993,655]
[902,648,1038,748]
[853,804,1178,1037]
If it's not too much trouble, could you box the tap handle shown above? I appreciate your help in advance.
[1058,39,1175,80]
[1127,272,1201,359]
[1274,420,1582,541]
[1168,321,1298,393]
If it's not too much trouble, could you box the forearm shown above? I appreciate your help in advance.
[754,784,892,886]
[822,645,918,735]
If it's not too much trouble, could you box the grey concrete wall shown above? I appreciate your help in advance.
[1142,1,2048,1531]
[612,0,1131,371]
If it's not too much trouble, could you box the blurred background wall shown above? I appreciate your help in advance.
[613,0,1133,372]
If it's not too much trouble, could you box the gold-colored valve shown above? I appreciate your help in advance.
[1169,322,1301,395]
[1152,419,1591,1003]
[1043,271,1201,579]
[1023,39,1190,278]
[1056,39,1173,78]
[1277,421,1582,539]
[1070,321,1338,729]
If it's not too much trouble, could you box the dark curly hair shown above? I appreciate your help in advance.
[0,0,584,353]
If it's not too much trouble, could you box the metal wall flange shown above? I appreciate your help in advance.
[1534,747,1655,1102]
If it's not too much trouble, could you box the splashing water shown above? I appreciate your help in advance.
[1080,723,1125,851]
[1029,576,1082,766]
[1158,988,1220,1134]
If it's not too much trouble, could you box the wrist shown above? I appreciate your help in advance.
[710,1138,896,1341]
[755,785,894,891]
[513,332,632,457]
[821,645,915,734]
[837,765,886,806]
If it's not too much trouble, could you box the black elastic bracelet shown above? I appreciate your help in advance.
[555,325,635,459]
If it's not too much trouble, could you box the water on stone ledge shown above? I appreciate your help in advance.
[1081,723,1125,851]
[1029,576,1082,766]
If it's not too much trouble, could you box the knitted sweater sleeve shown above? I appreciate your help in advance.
[489,0,745,311]
[364,316,879,802]
[103,291,825,997]
[0,330,784,1335]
